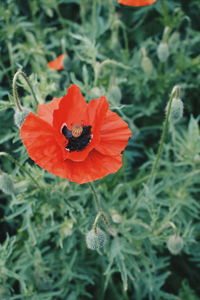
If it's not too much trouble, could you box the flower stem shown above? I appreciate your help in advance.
[92,211,103,232]
[12,70,38,111]
[0,152,40,188]
[88,182,102,211]
[149,86,180,183]
[92,210,113,235]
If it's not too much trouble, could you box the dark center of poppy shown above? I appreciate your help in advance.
[62,124,92,152]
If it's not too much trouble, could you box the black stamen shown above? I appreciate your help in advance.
[62,125,92,152]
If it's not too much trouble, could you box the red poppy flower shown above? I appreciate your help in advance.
[20,85,131,184]
[118,0,156,6]
[47,54,65,70]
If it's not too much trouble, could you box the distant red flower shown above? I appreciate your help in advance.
[20,85,131,184]
[118,0,156,6]
[47,54,65,70]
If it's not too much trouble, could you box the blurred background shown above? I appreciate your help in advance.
[0,0,200,299]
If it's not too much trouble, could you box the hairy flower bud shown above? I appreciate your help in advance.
[167,234,184,255]
[157,42,169,62]
[109,86,122,104]
[86,227,107,250]
[0,173,15,195]
[110,209,122,223]
[88,87,102,99]
[141,56,153,74]
[14,108,31,128]
[166,98,184,123]
[60,219,73,238]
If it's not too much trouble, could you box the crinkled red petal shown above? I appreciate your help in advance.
[118,0,156,6]
[95,110,132,155]
[66,96,109,162]
[37,97,62,125]
[53,85,87,133]
[20,112,63,167]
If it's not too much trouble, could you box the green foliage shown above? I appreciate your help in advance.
[0,0,200,299]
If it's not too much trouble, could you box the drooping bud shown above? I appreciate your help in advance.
[14,108,31,128]
[0,173,15,195]
[169,98,184,123]
[157,42,169,62]
[86,227,107,250]
[165,85,184,123]
[167,234,184,255]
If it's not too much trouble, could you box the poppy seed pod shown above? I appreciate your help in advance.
[166,98,184,124]
[86,227,107,250]
[167,234,184,255]
[157,42,169,62]
[0,173,15,195]
[14,108,31,128]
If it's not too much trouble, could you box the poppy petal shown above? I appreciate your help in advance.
[47,54,65,70]
[53,84,87,134]
[20,112,63,169]
[63,151,122,184]
[118,0,156,6]
[66,97,109,162]
[95,110,132,156]
[37,97,62,125]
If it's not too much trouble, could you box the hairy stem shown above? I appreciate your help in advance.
[12,70,38,111]
[88,182,102,211]
[149,86,180,183]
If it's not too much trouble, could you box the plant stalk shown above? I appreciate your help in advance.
[12,70,38,111]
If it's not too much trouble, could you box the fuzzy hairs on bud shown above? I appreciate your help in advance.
[14,108,31,128]
[86,227,107,250]
[166,98,184,124]
[167,234,184,255]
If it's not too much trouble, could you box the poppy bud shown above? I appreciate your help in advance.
[60,219,73,238]
[110,209,122,223]
[141,56,153,74]
[0,173,15,195]
[166,98,184,123]
[167,234,184,255]
[14,108,31,128]
[88,87,102,99]
[109,86,122,104]
[157,42,169,62]
[86,227,107,250]
[169,32,180,47]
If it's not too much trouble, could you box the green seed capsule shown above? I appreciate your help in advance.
[157,42,169,62]
[86,227,107,250]
[0,173,15,195]
[167,235,184,255]
[14,108,31,128]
